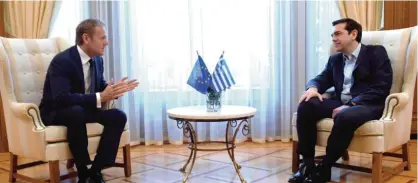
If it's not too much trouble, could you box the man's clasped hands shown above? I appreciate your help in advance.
[100,77,139,102]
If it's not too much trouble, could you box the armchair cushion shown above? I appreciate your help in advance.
[317,119,384,136]
[45,123,128,143]
[291,113,384,136]
[46,123,104,143]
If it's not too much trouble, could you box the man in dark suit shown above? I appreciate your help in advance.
[288,18,393,183]
[39,19,139,183]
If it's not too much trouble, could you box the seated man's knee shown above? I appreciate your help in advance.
[333,111,356,130]
[297,97,321,113]
[107,109,127,124]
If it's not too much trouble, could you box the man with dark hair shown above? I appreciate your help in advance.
[39,19,139,183]
[288,18,393,183]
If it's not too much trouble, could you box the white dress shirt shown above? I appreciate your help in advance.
[77,46,102,108]
[341,43,361,104]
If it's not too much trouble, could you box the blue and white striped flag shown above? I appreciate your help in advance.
[210,54,235,92]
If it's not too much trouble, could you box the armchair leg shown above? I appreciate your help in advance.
[123,144,132,177]
[342,150,349,161]
[49,160,60,183]
[402,143,411,170]
[9,153,17,183]
[292,141,300,173]
[66,159,75,169]
[372,152,383,183]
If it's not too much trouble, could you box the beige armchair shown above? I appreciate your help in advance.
[292,26,417,183]
[0,37,132,183]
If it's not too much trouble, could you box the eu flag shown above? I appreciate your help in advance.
[210,54,235,92]
[187,54,212,94]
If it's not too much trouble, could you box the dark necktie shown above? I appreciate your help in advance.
[89,59,96,93]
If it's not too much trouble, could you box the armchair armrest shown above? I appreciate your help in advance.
[380,92,409,121]
[10,102,46,131]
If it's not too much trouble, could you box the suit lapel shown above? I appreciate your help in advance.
[353,44,367,71]
[70,46,86,92]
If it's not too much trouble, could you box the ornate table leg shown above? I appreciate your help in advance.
[226,119,251,183]
[177,120,197,183]
[226,120,241,169]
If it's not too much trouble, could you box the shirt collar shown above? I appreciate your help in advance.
[343,43,361,61]
[77,45,91,65]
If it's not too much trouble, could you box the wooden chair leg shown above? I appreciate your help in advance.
[292,141,300,173]
[372,152,383,183]
[123,144,132,177]
[49,160,60,183]
[342,150,349,161]
[66,159,75,169]
[9,153,17,183]
[402,142,411,170]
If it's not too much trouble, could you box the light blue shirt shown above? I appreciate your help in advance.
[341,43,361,104]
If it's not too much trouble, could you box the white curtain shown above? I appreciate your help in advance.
[48,0,89,44]
[48,0,340,146]
[306,0,341,80]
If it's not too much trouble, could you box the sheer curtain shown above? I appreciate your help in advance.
[306,1,341,80]
[48,0,88,43]
[48,0,340,146]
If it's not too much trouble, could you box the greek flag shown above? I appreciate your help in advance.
[210,54,235,92]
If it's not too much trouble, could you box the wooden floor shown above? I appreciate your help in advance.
[0,140,415,182]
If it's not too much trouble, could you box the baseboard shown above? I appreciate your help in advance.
[130,137,255,148]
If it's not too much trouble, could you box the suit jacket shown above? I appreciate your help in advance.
[306,44,393,109]
[39,46,108,125]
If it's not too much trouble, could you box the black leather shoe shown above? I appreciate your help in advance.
[288,163,313,183]
[77,176,89,183]
[303,163,331,183]
[89,171,105,183]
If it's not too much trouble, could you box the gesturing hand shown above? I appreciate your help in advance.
[108,77,140,99]
[100,79,115,102]
[100,77,129,102]
[112,77,129,97]
[125,79,139,92]
[298,87,323,103]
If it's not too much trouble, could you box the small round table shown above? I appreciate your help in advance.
[167,105,257,183]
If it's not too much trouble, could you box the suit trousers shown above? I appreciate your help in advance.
[296,97,382,166]
[51,105,127,172]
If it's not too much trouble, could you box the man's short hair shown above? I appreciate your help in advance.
[332,18,362,43]
[75,19,105,45]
